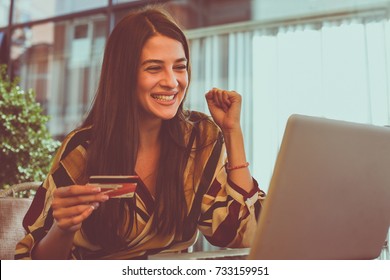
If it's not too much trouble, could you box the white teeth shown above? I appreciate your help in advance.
[152,95,175,101]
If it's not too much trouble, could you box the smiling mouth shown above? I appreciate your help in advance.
[151,94,176,101]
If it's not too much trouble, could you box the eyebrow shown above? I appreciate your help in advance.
[141,57,187,66]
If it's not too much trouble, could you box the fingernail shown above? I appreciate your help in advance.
[101,195,109,201]
[91,202,100,210]
[92,186,101,192]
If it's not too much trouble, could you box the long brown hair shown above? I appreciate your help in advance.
[80,5,193,252]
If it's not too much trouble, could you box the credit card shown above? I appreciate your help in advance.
[88,175,139,198]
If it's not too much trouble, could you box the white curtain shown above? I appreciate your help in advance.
[187,16,390,254]
[188,31,255,166]
[188,17,390,193]
[253,18,390,191]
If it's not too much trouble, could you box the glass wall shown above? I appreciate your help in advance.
[10,14,107,136]
[0,0,10,27]
[12,0,107,24]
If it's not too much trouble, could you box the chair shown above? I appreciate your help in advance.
[0,182,41,260]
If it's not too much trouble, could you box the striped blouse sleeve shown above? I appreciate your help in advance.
[197,143,266,248]
[14,128,89,259]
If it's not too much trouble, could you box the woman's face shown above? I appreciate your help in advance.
[136,34,188,122]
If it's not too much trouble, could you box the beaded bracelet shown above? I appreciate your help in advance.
[226,162,250,171]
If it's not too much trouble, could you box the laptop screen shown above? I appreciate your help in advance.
[248,114,390,260]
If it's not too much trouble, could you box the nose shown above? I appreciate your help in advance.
[160,69,179,89]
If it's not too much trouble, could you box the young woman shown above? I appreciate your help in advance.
[15,6,265,260]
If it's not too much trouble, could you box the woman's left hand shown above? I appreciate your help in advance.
[205,88,242,132]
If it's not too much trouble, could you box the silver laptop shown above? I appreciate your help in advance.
[248,114,390,260]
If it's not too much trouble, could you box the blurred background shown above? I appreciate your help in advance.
[1,0,390,250]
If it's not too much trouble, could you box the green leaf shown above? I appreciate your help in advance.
[0,64,60,189]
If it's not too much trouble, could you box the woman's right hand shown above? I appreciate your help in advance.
[51,185,109,233]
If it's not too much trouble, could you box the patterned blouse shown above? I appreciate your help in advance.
[15,112,266,259]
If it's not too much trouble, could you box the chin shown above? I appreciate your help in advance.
[152,107,180,121]
[159,113,178,120]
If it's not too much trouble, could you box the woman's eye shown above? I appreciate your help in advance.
[146,66,161,72]
[175,65,187,71]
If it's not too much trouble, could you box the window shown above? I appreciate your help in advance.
[0,0,10,27]
[12,0,107,23]
[10,14,107,137]
[252,17,390,189]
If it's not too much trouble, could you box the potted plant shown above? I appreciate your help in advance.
[0,64,60,196]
